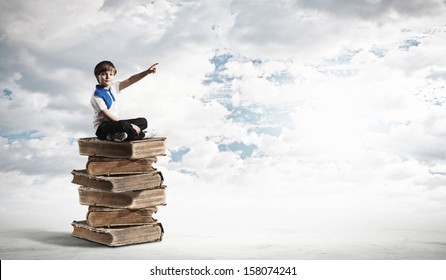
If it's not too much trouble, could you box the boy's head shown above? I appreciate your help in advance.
[94,61,117,82]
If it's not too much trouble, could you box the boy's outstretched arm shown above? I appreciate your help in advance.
[119,63,158,91]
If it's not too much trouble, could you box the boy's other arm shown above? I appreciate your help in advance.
[100,108,119,122]
[119,63,158,91]
[100,109,141,134]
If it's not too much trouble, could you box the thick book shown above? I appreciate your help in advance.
[78,137,166,159]
[71,220,163,247]
[71,169,163,192]
[86,206,158,227]
[78,186,167,209]
[86,156,157,176]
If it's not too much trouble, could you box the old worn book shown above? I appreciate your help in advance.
[86,156,157,176]
[71,220,163,247]
[71,169,163,192]
[86,206,158,227]
[78,186,167,208]
[78,137,166,159]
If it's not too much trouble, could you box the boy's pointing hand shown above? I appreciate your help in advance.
[148,63,158,74]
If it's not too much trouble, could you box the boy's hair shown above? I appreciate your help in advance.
[94,61,117,78]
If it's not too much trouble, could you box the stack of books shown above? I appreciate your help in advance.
[70,137,167,247]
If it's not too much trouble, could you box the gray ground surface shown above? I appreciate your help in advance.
[1,227,446,260]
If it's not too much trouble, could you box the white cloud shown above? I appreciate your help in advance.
[298,0,445,19]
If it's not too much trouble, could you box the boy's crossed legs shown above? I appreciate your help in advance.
[96,117,148,141]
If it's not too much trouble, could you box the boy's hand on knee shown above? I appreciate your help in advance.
[131,123,141,134]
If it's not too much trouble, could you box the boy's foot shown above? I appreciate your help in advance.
[106,132,128,142]
[144,129,157,138]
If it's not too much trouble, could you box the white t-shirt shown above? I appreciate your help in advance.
[90,82,121,129]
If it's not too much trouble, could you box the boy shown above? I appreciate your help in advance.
[91,60,158,141]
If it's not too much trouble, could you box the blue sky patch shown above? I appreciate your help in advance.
[3,130,41,143]
[202,52,296,140]
[248,126,283,137]
[226,104,263,123]
[203,53,234,84]
[266,70,294,85]
[2,88,13,100]
[314,49,362,77]
[370,47,389,58]
[399,39,420,51]
[68,137,77,145]
[226,104,294,136]
[218,141,257,159]
[326,49,362,65]
[177,168,198,177]
[170,147,191,162]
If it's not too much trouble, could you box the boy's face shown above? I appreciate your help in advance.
[96,70,115,88]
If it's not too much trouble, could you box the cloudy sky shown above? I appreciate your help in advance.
[1,0,446,235]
